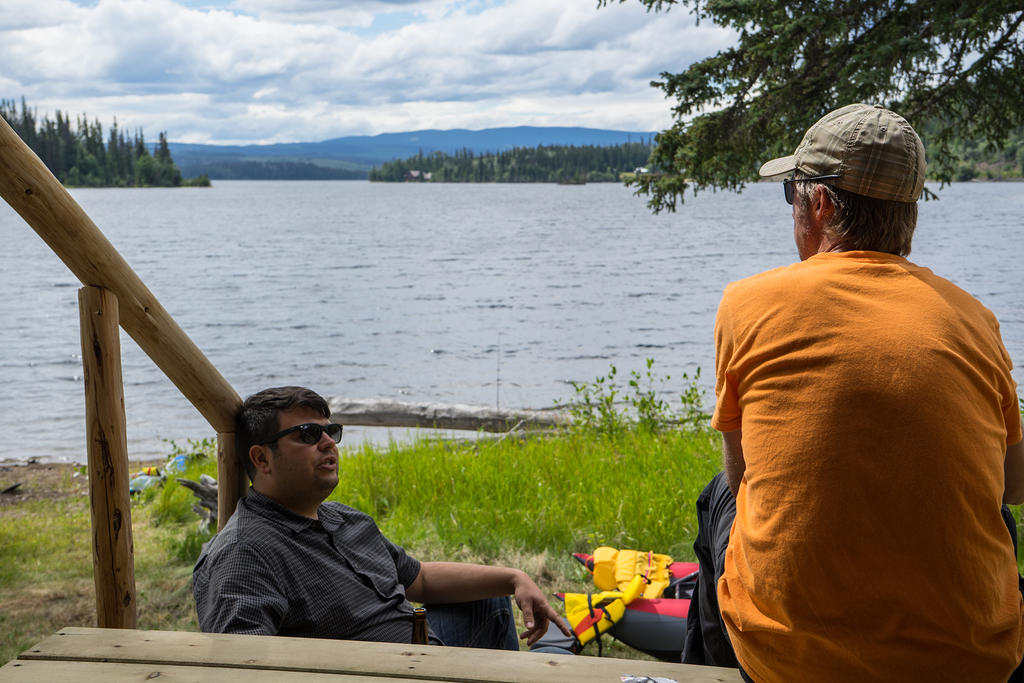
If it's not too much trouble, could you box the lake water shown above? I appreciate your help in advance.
[1,180,1021,464]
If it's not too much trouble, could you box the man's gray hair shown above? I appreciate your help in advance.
[796,172,918,257]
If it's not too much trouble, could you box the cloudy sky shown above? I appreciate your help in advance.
[0,0,734,144]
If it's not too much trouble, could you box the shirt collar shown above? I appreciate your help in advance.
[244,488,343,533]
[807,250,909,265]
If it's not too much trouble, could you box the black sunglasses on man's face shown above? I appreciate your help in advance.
[259,422,343,446]
[783,174,841,204]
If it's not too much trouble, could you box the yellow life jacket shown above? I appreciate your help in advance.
[590,547,673,599]
[562,574,646,647]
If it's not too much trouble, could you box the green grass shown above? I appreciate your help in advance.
[0,497,94,586]
[330,361,720,560]
[0,495,202,665]
[0,441,221,665]
[332,427,719,561]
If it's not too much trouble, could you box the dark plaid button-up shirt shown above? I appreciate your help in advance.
[193,488,428,643]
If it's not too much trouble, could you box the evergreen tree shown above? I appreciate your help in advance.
[155,131,172,163]
[107,119,124,184]
[599,1,1024,211]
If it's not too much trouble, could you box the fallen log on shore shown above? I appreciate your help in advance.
[326,398,571,433]
[178,401,571,515]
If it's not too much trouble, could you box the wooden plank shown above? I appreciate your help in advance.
[19,628,741,683]
[78,287,136,628]
[0,659,429,682]
[0,116,241,433]
[327,398,570,432]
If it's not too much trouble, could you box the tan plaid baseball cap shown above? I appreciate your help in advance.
[759,103,926,203]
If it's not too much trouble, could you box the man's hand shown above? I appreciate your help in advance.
[510,572,572,646]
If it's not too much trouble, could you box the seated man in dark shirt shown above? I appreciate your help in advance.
[193,386,571,648]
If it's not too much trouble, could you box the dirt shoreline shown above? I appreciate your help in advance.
[0,458,168,505]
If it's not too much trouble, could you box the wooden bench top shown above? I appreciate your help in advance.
[1,627,741,682]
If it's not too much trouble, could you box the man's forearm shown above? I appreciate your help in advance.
[1003,419,1024,505]
[722,428,745,497]
[406,560,572,644]
[406,561,521,604]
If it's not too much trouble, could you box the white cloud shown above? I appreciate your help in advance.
[0,0,83,30]
[229,0,449,29]
[0,0,735,143]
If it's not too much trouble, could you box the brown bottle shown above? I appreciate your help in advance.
[411,606,429,644]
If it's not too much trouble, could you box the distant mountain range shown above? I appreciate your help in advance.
[168,126,658,180]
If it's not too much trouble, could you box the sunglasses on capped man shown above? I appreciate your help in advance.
[259,422,343,446]
[783,174,840,204]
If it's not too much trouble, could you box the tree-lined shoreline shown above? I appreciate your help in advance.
[3,97,1021,187]
[0,99,208,188]
[369,142,653,183]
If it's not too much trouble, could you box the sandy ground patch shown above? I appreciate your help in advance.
[0,459,166,505]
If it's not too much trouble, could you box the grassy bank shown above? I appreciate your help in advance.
[0,479,203,664]
[332,426,718,559]
[0,367,722,665]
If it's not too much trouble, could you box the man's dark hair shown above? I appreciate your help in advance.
[796,172,918,257]
[235,386,330,482]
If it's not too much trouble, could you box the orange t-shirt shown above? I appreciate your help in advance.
[712,251,1023,682]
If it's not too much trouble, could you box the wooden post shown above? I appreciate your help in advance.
[79,286,137,628]
[217,432,248,527]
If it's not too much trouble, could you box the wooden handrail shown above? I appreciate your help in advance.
[0,116,246,527]
[0,116,241,433]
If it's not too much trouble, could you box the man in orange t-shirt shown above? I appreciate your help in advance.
[684,104,1024,682]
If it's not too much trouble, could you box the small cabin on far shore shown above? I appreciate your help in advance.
[404,169,432,182]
